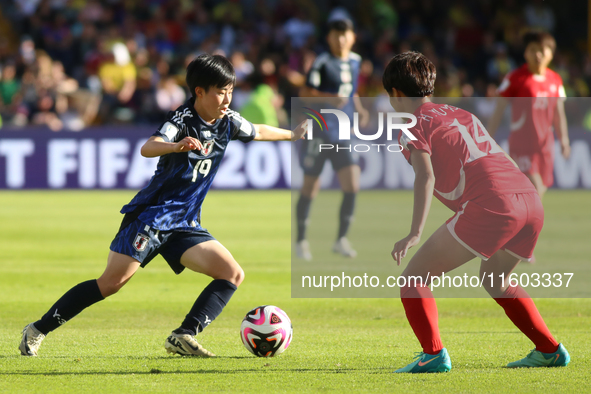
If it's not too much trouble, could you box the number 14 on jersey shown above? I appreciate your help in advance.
[451,114,503,163]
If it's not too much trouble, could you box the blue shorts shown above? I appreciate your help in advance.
[110,213,216,274]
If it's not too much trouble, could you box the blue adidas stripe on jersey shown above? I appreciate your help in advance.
[121,98,256,232]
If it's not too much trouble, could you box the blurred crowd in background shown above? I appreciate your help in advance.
[0,0,588,131]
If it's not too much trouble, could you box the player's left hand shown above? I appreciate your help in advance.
[560,140,571,159]
[291,120,308,141]
[391,234,421,266]
[358,108,370,128]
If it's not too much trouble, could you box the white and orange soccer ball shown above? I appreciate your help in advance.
[240,305,293,357]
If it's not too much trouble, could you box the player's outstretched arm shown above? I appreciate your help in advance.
[391,149,435,265]
[554,99,570,159]
[253,121,308,142]
[487,97,509,138]
[140,136,203,158]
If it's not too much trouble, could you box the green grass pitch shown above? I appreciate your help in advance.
[0,189,589,393]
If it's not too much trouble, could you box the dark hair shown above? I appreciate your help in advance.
[522,30,556,53]
[382,51,436,97]
[185,54,236,97]
[327,19,354,33]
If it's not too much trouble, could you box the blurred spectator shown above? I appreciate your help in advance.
[357,59,374,97]
[0,0,586,132]
[187,6,216,47]
[371,0,398,34]
[30,89,62,131]
[524,0,555,33]
[212,0,243,25]
[487,43,516,83]
[98,42,136,122]
[283,10,315,49]
[232,51,254,84]
[0,63,21,114]
[239,73,281,127]
[156,76,186,113]
[19,37,36,66]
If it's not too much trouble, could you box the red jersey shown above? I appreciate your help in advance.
[400,102,536,212]
[498,64,566,152]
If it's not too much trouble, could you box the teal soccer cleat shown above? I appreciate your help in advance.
[394,348,452,373]
[506,343,570,368]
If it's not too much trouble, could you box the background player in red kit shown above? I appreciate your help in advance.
[382,52,570,373]
[488,31,570,199]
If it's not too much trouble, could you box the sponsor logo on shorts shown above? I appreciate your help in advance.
[133,233,149,252]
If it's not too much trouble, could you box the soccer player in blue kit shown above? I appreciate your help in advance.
[19,54,307,357]
[296,19,368,260]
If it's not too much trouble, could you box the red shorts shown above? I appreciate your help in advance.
[446,193,544,261]
[510,148,554,187]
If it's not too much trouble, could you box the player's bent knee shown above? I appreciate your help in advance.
[96,280,122,298]
[229,266,245,286]
[484,285,509,299]
[210,261,244,286]
[479,271,509,298]
[480,281,498,297]
[96,277,130,297]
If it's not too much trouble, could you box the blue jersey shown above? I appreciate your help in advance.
[121,98,256,231]
[305,52,361,142]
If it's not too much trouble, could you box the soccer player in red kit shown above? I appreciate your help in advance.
[488,31,570,199]
[382,52,570,373]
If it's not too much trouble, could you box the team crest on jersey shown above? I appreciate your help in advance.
[202,140,215,156]
[133,233,149,252]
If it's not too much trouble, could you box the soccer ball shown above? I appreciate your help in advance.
[240,305,293,357]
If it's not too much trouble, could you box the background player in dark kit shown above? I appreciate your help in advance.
[295,18,368,261]
[19,54,307,357]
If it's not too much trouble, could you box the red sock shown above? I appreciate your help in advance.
[400,284,443,355]
[494,285,559,353]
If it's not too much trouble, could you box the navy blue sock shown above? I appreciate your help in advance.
[296,195,312,242]
[34,280,104,335]
[338,192,356,239]
[176,279,237,336]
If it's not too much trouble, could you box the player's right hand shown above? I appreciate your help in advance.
[291,120,308,141]
[174,137,202,152]
[392,234,421,266]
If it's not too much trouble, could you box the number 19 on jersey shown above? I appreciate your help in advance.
[192,159,212,182]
